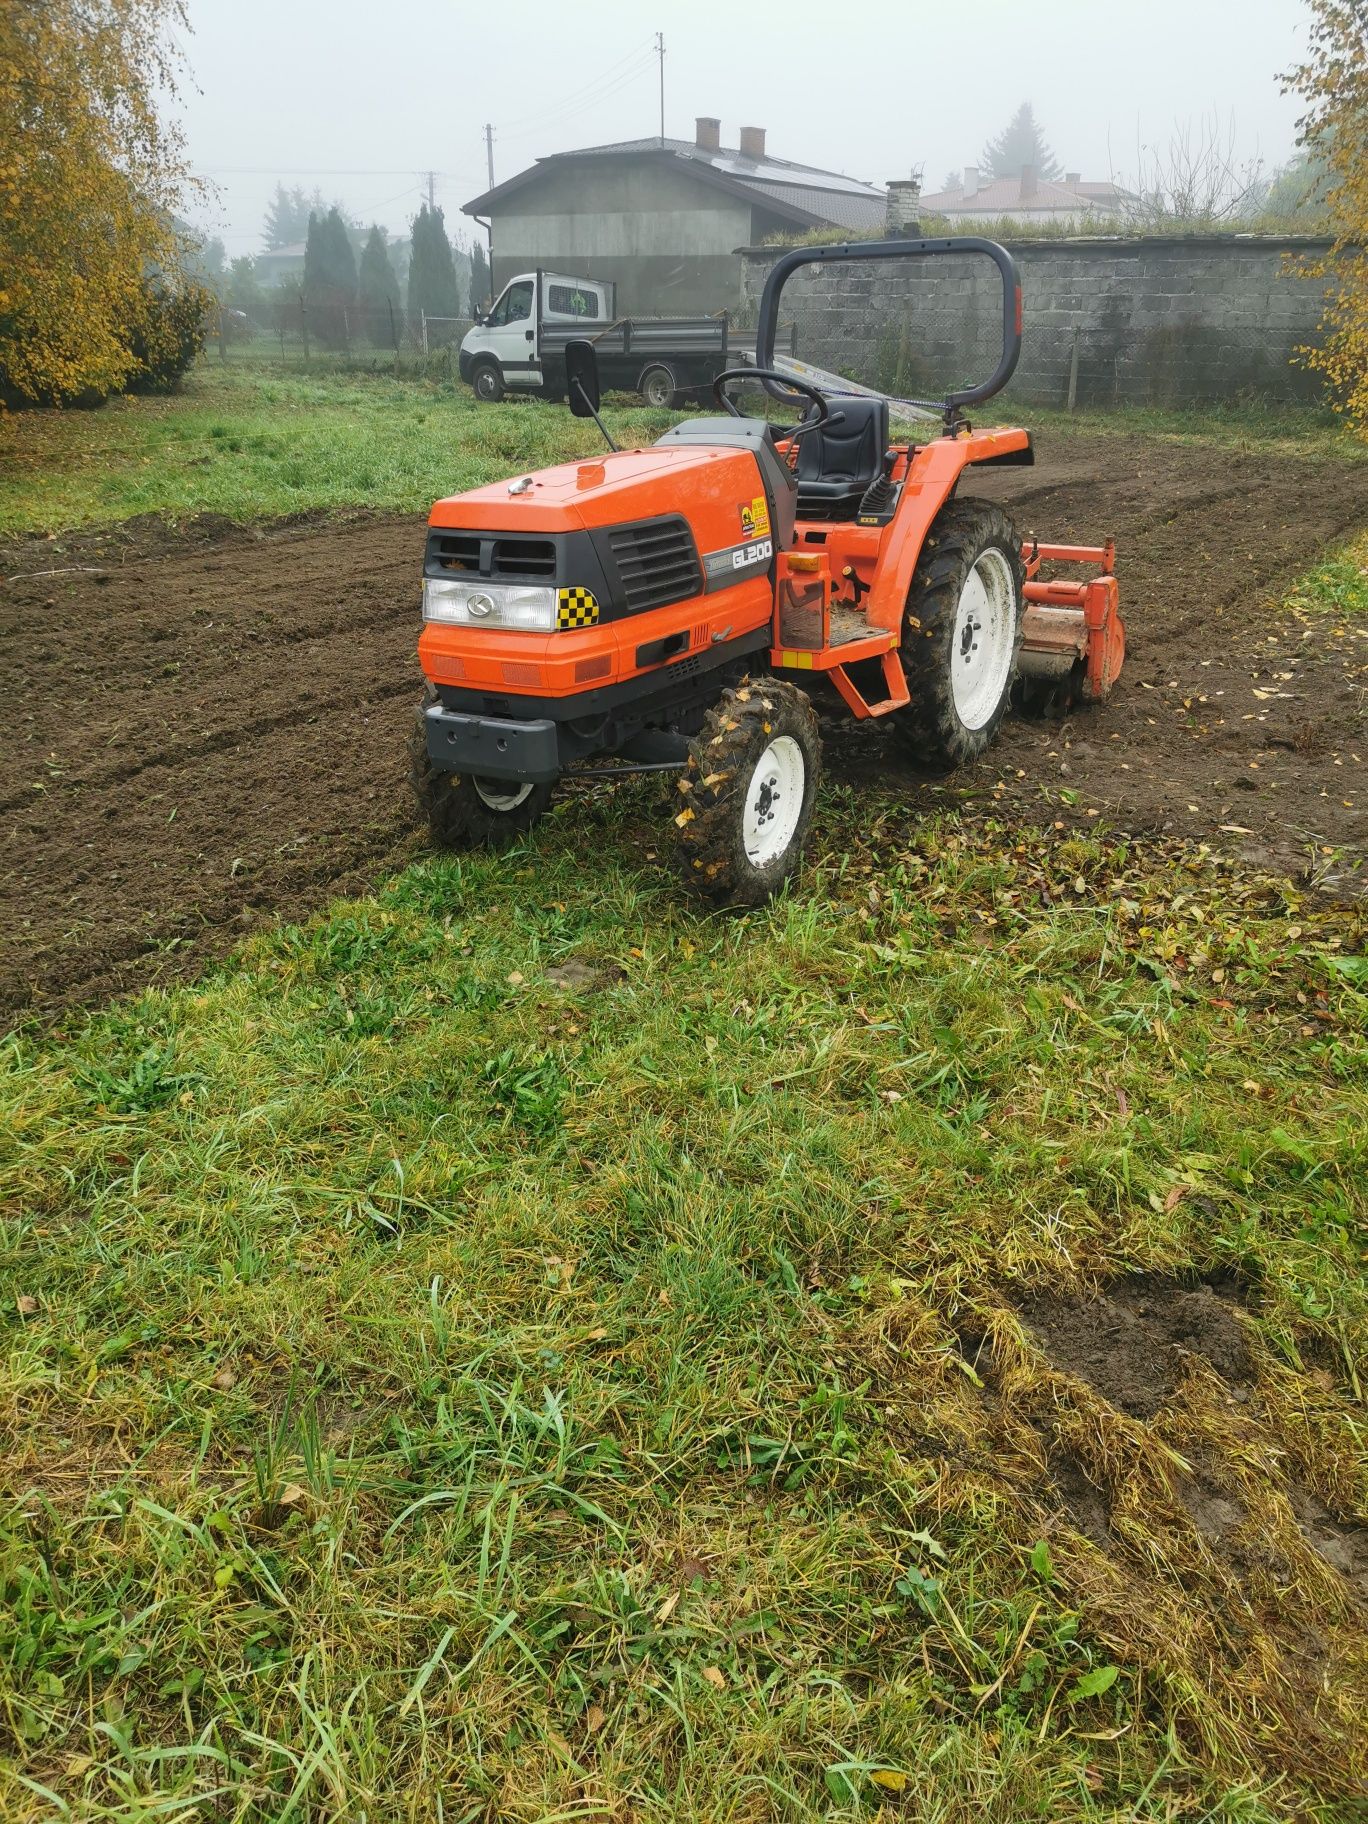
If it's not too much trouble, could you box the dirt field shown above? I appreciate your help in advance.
[3,430,1365,1022]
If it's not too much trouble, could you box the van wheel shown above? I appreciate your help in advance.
[639,365,676,409]
[410,691,553,847]
[472,362,505,403]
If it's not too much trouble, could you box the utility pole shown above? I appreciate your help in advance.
[656,32,665,143]
[484,123,495,189]
[425,170,435,210]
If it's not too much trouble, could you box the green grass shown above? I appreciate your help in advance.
[0,361,676,537]
[1283,528,1368,621]
[1,356,1360,540]
[2,793,1365,1820]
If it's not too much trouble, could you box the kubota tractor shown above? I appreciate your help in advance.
[412,238,1124,903]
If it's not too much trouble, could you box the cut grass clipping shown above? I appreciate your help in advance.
[2,798,1365,1821]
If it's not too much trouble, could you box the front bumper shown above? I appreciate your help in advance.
[424,702,560,783]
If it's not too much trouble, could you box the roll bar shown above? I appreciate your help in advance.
[754,237,1024,422]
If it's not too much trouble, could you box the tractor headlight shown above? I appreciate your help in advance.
[422,577,557,631]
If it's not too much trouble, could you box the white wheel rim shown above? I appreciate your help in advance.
[951,547,1017,729]
[473,777,533,812]
[742,735,805,868]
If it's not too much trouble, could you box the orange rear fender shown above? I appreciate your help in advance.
[864,428,1031,630]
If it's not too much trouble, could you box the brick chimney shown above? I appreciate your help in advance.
[963,164,979,196]
[884,171,922,238]
[695,116,720,153]
[739,125,766,160]
[1021,164,1038,200]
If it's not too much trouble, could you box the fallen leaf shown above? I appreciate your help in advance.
[656,1591,680,1622]
[1163,1185,1189,1212]
[211,1367,237,1391]
[585,1703,606,1733]
[16,1295,38,1317]
[505,971,524,987]
[701,1665,726,1690]
[870,1769,907,1793]
[279,1482,307,1508]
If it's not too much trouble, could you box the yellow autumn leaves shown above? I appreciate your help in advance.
[1284,1,1368,436]
[1,1,197,405]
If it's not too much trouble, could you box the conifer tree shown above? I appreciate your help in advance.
[358,225,400,346]
[407,205,460,344]
[979,103,1062,181]
[303,207,357,348]
[469,240,491,319]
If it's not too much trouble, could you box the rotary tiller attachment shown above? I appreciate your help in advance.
[1017,537,1126,708]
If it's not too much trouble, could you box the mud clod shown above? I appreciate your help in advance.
[1047,1447,1113,1546]
[1015,1277,1252,1419]
[1291,1487,1368,1604]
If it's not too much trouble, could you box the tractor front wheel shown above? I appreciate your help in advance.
[894,499,1024,769]
[409,691,553,849]
[673,679,821,905]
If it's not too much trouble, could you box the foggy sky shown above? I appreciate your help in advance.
[174,0,1314,256]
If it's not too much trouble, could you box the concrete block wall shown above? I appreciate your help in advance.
[737,237,1336,407]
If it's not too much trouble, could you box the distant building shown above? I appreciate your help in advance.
[920,167,1132,226]
[256,231,409,290]
[462,119,889,313]
[257,241,307,286]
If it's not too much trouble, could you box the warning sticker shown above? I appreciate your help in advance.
[739,494,770,539]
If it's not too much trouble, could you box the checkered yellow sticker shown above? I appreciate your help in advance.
[557,586,599,629]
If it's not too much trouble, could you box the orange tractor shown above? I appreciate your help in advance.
[412,238,1124,903]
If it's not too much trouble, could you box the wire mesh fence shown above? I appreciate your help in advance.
[209,301,475,369]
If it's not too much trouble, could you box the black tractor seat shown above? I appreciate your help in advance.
[794,395,890,519]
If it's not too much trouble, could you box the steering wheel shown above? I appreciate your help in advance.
[712,367,830,439]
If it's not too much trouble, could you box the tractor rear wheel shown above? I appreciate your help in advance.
[673,679,821,905]
[894,499,1024,769]
[409,690,553,849]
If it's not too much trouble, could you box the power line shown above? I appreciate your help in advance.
[196,165,461,178]
[494,46,658,145]
[494,38,656,135]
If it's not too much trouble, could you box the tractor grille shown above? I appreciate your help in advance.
[492,538,556,578]
[432,532,480,570]
[430,532,557,579]
[604,517,701,614]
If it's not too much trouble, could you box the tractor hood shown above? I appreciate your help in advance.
[429,443,757,536]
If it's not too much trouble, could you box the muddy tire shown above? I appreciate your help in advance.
[471,361,505,404]
[409,691,553,849]
[894,499,1024,769]
[673,679,820,906]
[638,364,677,409]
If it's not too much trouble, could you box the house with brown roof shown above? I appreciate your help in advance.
[463,118,890,313]
[920,166,1132,226]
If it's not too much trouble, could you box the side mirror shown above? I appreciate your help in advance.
[565,339,601,417]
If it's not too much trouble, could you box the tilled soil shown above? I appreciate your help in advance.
[3,433,1365,1022]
